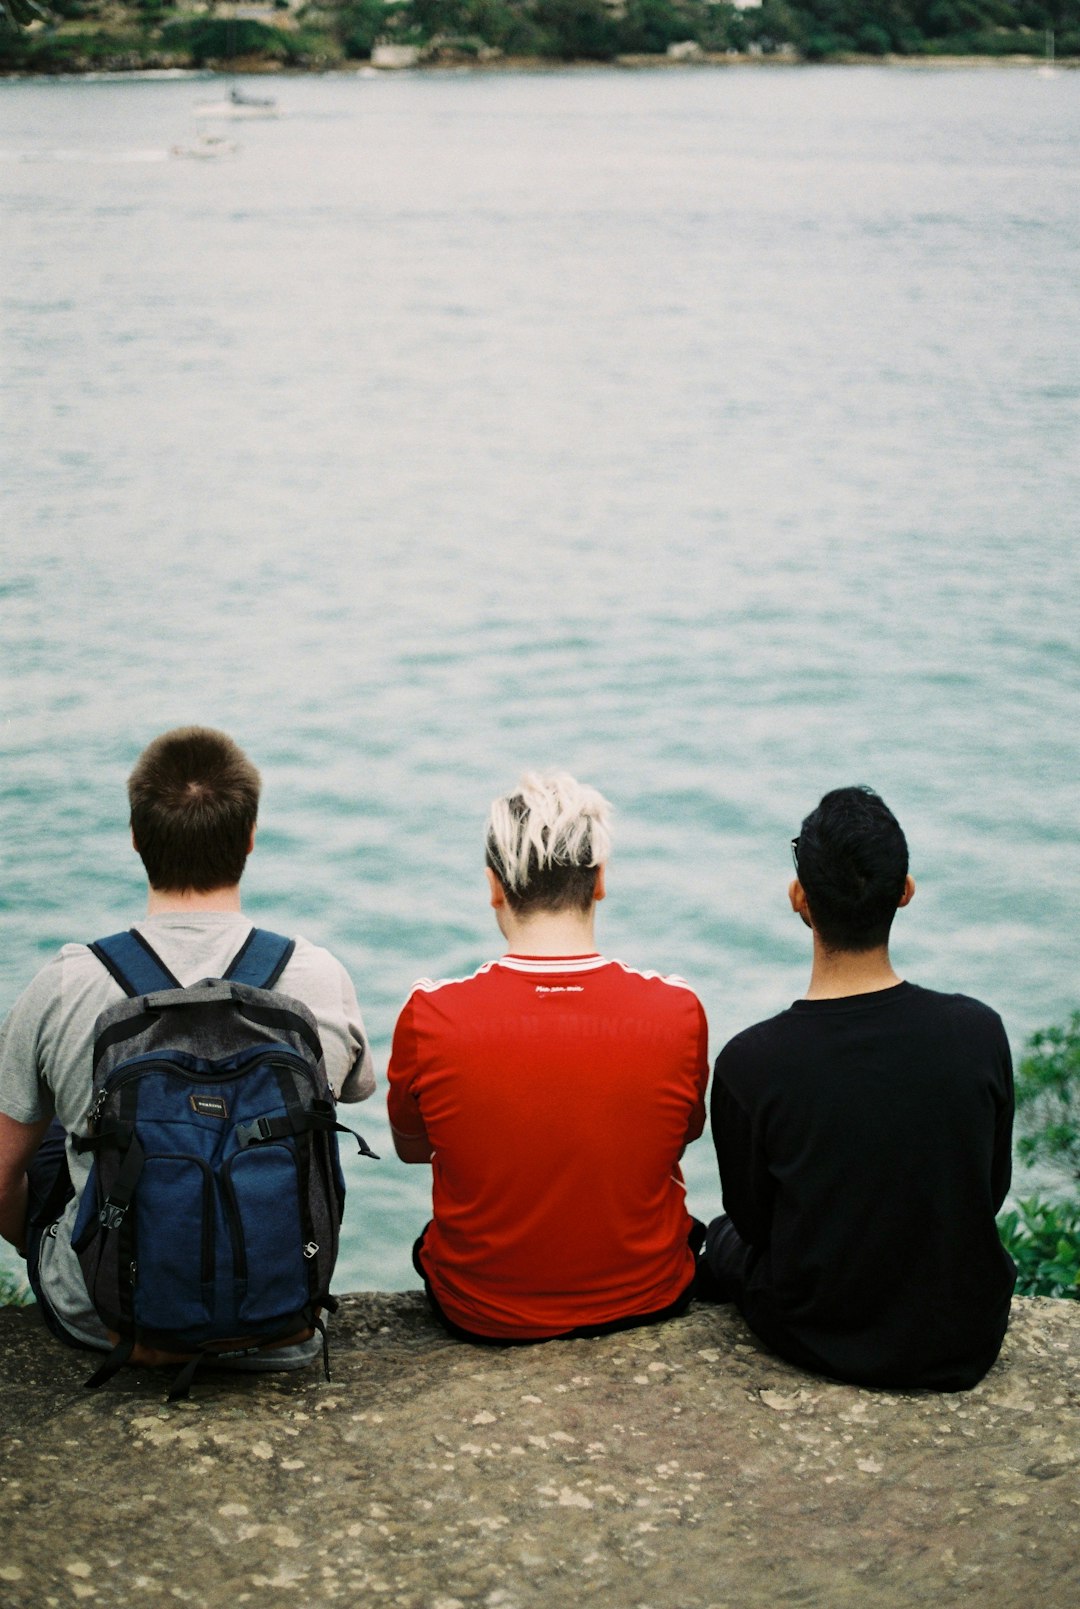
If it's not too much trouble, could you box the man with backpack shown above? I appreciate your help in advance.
[0,726,375,1383]
[700,785,1015,1391]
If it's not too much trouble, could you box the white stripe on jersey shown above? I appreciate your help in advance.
[409,954,697,994]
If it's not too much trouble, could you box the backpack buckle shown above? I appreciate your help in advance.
[99,1201,127,1230]
[235,1116,273,1148]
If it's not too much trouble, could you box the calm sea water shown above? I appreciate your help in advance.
[1,66,1078,1291]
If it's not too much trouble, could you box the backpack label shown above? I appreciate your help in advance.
[190,1094,229,1119]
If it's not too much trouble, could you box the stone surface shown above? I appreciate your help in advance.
[1,1294,1077,1607]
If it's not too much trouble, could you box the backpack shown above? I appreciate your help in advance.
[71,927,377,1400]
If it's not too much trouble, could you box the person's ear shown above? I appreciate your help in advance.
[593,864,606,903]
[485,866,506,908]
[897,875,915,909]
[247,826,256,856]
[789,879,813,930]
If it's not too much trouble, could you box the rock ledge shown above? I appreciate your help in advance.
[1,1294,1077,1607]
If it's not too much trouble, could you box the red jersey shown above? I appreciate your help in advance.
[387,953,709,1339]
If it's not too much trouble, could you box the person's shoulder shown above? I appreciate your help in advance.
[604,959,704,1006]
[714,1004,795,1070]
[17,941,110,1002]
[285,932,351,981]
[905,982,1005,1032]
[402,960,501,1004]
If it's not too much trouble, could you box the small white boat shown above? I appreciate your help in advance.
[171,133,239,160]
[194,87,281,119]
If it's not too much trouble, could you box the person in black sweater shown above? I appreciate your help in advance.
[701,785,1015,1391]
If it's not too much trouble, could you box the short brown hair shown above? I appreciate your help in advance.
[128,727,260,893]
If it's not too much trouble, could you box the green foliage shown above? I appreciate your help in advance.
[0,0,47,29]
[2,0,1079,69]
[340,0,386,56]
[0,1267,32,1307]
[531,0,620,59]
[1015,1012,1080,1183]
[618,0,705,53]
[856,18,891,47]
[998,1197,1080,1300]
[159,17,292,63]
[994,1016,1080,1302]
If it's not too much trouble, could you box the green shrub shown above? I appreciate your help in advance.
[531,0,620,59]
[0,1268,32,1308]
[802,28,854,57]
[159,17,292,63]
[995,1014,1080,1301]
[340,0,385,55]
[998,1198,1080,1300]
[618,0,703,54]
[856,20,891,50]
[1015,1012,1080,1183]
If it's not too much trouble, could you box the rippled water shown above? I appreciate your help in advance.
[1,66,1078,1289]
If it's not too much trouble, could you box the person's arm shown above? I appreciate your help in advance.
[0,1112,52,1254]
[386,991,434,1164]
[991,1017,1014,1212]
[0,966,61,1253]
[710,1041,772,1249]
[679,998,710,1154]
[391,1123,434,1164]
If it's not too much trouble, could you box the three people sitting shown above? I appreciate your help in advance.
[0,732,1015,1390]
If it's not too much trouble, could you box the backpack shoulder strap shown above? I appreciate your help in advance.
[224,928,296,991]
[89,931,182,999]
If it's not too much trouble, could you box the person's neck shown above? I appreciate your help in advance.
[499,908,598,959]
[804,940,902,1001]
[145,885,243,916]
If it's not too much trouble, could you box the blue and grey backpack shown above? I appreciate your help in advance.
[71,927,376,1399]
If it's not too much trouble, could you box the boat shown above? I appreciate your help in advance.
[229,86,278,109]
[193,86,281,119]
[171,133,239,160]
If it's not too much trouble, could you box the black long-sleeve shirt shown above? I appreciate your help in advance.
[711,981,1015,1390]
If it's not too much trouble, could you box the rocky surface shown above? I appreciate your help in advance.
[1,1293,1077,1608]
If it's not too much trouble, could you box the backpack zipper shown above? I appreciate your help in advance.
[87,1048,323,1123]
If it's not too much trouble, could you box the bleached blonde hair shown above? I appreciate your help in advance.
[485,772,612,912]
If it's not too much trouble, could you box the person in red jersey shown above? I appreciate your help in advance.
[387,772,709,1343]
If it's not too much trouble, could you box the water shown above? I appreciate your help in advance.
[1,66,1078,1291]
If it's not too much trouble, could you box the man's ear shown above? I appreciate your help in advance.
[897,875,915,909]
[485,866,506,909]
[789,879,813,930]
[247,825,256,857]
[593,863,606,903]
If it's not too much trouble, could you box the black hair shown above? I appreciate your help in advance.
[793,785,908,953]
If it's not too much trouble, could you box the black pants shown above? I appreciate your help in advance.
[412,1222,701,1347]
[693,1213,753,1305]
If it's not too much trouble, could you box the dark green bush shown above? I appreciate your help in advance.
[159,17,291,64]
[0,1269,31,1307]
[531,0,620,59]
[995,1015,1080,1301]
[340,0,386,55]
[1015,1012,1080,1183]
[802,27,855,55]
[618,0,703,53]
[998,1198,1080,1300]
[856,19,891,48]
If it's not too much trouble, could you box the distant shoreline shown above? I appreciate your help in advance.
[2,52,1077,80]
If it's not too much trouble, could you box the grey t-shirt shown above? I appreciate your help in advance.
[0,911,375,1363]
